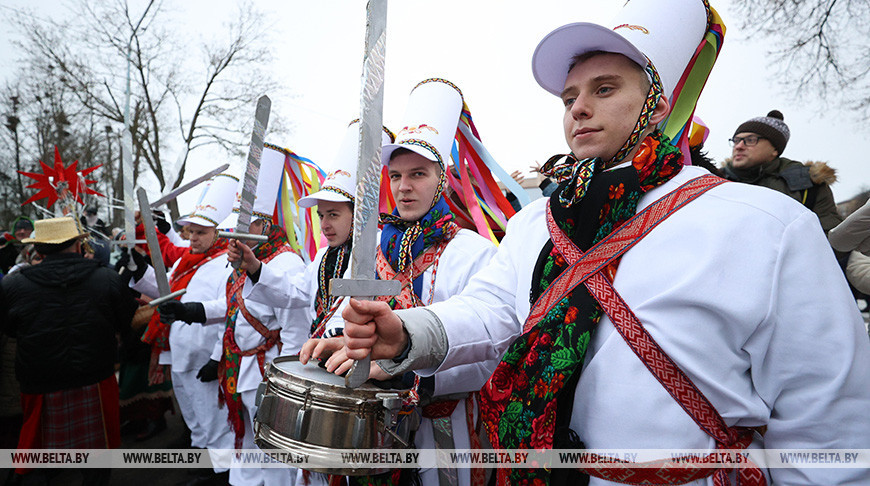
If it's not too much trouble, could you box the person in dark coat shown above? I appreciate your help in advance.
[0,216,138,486]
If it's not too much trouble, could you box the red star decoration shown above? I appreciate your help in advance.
[18,146,104,208]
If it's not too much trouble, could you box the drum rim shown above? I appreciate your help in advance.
[267,355,412,398]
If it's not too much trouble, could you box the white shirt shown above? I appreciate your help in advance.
[243,247,322,346]
[230,250,307,392]
[425,165,870,485]
[131,251,232,372]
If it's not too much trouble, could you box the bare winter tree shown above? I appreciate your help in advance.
[731,0,870,117]
[11,0,286,224]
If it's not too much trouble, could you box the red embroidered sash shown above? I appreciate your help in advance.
[224,246,291,376]
[540,175,765,485]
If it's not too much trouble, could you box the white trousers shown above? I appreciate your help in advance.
[172,369,234,473]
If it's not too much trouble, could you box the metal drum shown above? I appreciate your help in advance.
[254,355,414,475]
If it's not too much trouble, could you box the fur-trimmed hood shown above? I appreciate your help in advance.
[806,161,837,185]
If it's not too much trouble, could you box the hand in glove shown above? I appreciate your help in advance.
[157,300,206,324]
[130,249,149,281]
[115,247,130,272]
[196,359,219,382]
[152,211,172,235]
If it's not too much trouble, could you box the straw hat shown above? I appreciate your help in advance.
[298,120,395,208]
[21,217,87,244]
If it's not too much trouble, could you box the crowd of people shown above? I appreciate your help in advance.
[2,0,870,485]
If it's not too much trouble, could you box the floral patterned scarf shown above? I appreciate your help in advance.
[480,131,682,485]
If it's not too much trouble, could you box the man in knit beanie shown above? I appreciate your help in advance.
[724,109,842,233]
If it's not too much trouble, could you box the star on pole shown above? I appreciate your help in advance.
[18,146,104,208]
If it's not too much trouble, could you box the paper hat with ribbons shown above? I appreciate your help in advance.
[223,143,288,228]
[376,77,526,244]
[299,120,395,208]
[381,79,464,170]
[532,0,725,156]
[176,172,239,228]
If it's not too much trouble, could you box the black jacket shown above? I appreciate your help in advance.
[0,252,137,394]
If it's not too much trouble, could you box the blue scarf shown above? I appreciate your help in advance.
[379,195,455,298]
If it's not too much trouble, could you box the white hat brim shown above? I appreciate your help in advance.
[175,215,219,228]
[532,22,647,97]
[381,143,441,167]
[298,189,353,208]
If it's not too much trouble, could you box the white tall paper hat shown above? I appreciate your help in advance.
[298,120,396,208]
[176,172,239,228]
[532,0,709,101]
[381,78,463,170]
[222,143,288,229]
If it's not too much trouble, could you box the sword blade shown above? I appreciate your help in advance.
[149,162,230,208]
[137,188,173,298]
[232,95,271,269]
[345,0,389,389]
[237,96,271,235]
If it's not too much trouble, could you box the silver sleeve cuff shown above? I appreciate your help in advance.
[376,307,448,375]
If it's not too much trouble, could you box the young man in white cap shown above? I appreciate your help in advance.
[301,80,498,486]
[171,144,305,486]
[339,1,870,485]
[229,121,393,486]
[132,173,237,486]
[230,121,394,344]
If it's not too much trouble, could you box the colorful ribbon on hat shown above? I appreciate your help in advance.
[275,150,327,262]
[661,0,726,161]
[444,103,521,244]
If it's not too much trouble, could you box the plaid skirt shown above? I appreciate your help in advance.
[17,375,120,474]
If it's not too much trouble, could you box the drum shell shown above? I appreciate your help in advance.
[254,355,414,475]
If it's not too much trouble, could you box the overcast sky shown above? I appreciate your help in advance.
[1,0,866,212]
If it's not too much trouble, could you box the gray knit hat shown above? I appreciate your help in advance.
[733,110,790,155]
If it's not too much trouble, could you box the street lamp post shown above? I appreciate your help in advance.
[5,96,22,204]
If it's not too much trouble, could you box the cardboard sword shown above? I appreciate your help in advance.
[149,162,231,209]
[137,187,186,306]
[224,95,271,265]
[330,0,400,389]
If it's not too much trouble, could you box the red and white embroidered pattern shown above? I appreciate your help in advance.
[541,175,765,485]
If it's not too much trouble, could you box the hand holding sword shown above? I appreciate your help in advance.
[226,238,262,275]
[136,187,186,306]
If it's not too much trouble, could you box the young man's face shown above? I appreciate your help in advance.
[388,151,442,222]
[14,228,31,241]
[317,200,353,247]
[186,223,217,254]
[730,132,779,169]
[561,53,652,163]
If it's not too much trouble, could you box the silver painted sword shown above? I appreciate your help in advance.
[149,162,230,209]
[136,187,186,306]
[231,95,271,268]
[330,0,399,389]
